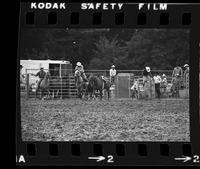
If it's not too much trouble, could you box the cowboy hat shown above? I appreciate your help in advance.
[145,66,151,72]
[111,65,115,68]
[183,64,189,67]
[76,62,82,66]
[162,74,166,77]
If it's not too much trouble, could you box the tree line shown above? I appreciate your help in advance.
[19,28,189,70]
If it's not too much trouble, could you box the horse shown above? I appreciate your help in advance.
[171,75,183,97]
[84,74,96,99]
[75,71,86,99]
[88,75,111,100]
[50,76,62,99]
[36,72,51,99]
[143,76,154,99]
[20,74,26,91]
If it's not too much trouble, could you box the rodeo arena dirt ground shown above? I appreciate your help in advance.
[21,96,190,142]
[20,67,190,142]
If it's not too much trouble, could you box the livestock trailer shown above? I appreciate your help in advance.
[20,59,73,98]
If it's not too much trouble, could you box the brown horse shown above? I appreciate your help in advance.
[75,71,85,98]
[88,75,111,100]
[143,76,154,99]
[36,72,51,99]
[171,75,183,97]
[50,77,62,99]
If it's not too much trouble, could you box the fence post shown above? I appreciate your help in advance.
[104,70,106,77]
[69,75,71,98]
[60,76,63,99]
[26,74,29,99]
[186,73,189,97]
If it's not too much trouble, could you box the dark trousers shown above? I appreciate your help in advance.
[131,89,138,99]
[110,76,115,84]
[155,83,161,98]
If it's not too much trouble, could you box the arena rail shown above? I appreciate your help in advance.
[20,69,189,99]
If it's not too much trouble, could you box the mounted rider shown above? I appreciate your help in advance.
[172,66,183,81]
[20,65,25,84]
[171,65,183,89]
[142,66,152,85]
[33,66,47,91]
[74,62,88,83]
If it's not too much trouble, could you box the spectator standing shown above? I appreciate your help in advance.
[131,79,139,99]
[109,65,117,85]
[153,73,162,99]
[183,64,189,88]
[183,64,189,77]
[161,74,168,94]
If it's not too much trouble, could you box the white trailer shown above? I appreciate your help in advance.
[20,59,72,91]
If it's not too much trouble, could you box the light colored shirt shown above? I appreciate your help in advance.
[153,75,162,84]
[110,69,116,77]
[131,81,138,90]
[172,67,183,77]
[36,71,46,79]
[162,77,168,85]
[75,65,84,72]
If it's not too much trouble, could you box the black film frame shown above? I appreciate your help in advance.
[16,2,200,166]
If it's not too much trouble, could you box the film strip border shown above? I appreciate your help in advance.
[17,142,199,165]
[17,2,200,166]
[19,3,199,28]
[24,11,192,26]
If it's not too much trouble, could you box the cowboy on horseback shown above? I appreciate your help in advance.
[33,66,47,92]
[142,66,153,99]
[74,62,88,83]
[20,65,25,84]
[172,65,183,82]
[142,66,152,85]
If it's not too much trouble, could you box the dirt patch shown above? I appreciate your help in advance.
[20,98,190,142]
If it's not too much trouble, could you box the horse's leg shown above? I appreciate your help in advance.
[52,89,54,99]
[92,87,95,100]
[46,89,49,99]
[107,89,110,100]
[35,89,37,99]
[78,88,81,99]
[100,90,103,100]
[79,88,82,99]
[48,86,51,98]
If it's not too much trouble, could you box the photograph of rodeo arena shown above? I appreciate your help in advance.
[19,28,190,141]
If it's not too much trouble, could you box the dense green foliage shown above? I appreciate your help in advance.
[20,28,189,70]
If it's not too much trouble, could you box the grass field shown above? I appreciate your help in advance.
[21,97,190,142]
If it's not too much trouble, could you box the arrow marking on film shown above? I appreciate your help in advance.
[174,156,192,162]
[88,156,105,162]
